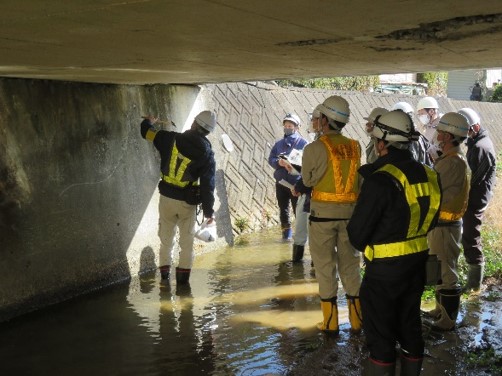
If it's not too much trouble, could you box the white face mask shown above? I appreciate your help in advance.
[418,114,430,126]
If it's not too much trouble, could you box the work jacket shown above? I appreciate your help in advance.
[141,120,216,218]
[268,132,308,185]
[302,131,361,219]
[465,129,496,210]
[434,146,469,223]
[347,148,441,280]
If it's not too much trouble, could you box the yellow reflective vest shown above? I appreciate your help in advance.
[311,134,360,204]
[364,164,441,261]
[161,142,197,188]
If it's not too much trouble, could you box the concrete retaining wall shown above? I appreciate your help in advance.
[1,78,501,321]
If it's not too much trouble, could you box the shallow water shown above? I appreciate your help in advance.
[0,231,333,375]
[1,230,500,376]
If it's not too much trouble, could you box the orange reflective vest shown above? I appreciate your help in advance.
[311,134,360,203]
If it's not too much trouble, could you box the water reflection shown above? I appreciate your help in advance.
[0,230,326,375]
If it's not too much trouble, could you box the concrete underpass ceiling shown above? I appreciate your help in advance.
[1,1,502,85]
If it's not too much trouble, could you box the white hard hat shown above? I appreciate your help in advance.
[437,112,470,138]
[457,108,481,127]
[195,111,217,133]
[283,113,301,127]
[371,110,415,143]
[364,107,388,122]
[417,97,439,111]
[318,95,350,124]
[392,102,414,115]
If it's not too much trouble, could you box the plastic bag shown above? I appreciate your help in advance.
[195,218,217,242]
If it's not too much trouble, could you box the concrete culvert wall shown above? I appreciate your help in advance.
[1,78,501,322]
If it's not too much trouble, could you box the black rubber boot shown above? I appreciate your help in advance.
[159,265,170,280]
[432,288,462,331]
[364,358,395,376]
[400,353,423,376]
[175,267,191,285]
[292,244,305,263]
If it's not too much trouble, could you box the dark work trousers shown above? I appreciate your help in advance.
[275,182,298,229]
[462,207,485,265]
[360,266,426,362]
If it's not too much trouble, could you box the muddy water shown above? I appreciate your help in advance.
[0,229,500,376]
[0,231,328,375]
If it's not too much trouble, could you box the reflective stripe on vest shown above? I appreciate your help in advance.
[438,153,469,221]
[161,143,191,188]
[145,128,157,142]
[364,236,429,262]
[312,135,360,203]
[364,164,441,261]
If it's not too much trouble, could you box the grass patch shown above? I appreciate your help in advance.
[465,347,502,374]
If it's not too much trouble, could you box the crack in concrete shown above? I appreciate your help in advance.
[377,13,502,42]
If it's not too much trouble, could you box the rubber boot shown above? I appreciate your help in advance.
[316,297,339,334]
[159,265,170,280]
[292,244,304,263]
[364,358,395,376]
[282,227,292,241]
[346,294,363,333]
[432,288,461,331]
[400,353,423,376]
[463,263,484,293]
[175,267,191,285]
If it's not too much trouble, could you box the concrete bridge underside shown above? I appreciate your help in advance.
[2,1,502,84]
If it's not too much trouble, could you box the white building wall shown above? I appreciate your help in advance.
[447,70,481,100]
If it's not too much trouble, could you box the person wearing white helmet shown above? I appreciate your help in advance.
[268,113,308,241]
[140,111,217,285]
[424,112,470,331]
[347,110,441,375]
[290,107,324,262]
[393,101,433,166]
[301,95,363,335]
[458,108,496,292]
[416,96,443,161]
[363,107,388,163]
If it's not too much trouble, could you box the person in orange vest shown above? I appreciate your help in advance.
[424,112,470,331]
[301,95,362,335]
[347,110,441,375]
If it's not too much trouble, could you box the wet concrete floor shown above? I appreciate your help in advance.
[0,229,500,375]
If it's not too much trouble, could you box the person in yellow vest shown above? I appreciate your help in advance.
[347,110,441,375]
[140,111,217,285]
[424,112,471,331]
[301,95,362,335]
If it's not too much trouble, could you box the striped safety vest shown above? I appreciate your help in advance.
[364,164,441,261]
[312,134,360,204]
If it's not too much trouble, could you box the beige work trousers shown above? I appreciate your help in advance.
[309,219,362,299]
[158,195,197,269]
[427,225,462,290]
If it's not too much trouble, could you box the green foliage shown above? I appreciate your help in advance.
[489,84,502,102]
[234,217,249,234]
[276,76,380,92]
[421,286,436,302]
[466,347,502,374]
[416,72,448,96]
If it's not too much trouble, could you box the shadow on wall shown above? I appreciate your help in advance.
[215,169,234,246]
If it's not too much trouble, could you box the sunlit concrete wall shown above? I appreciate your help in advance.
[2,78,502,322]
